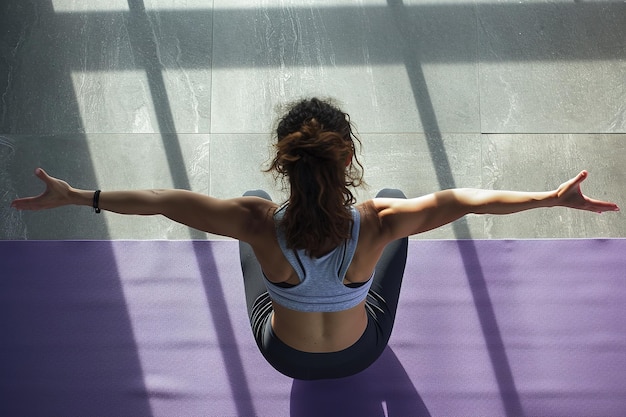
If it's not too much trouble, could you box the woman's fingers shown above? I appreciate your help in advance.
[585,196,620,213]
[35,167,54,185]
[575,171,619,212]
[574,170,587,183]
[557,170,619,213]
[11,195,41,210]
[574,170,588,188]
[563,170,587,195]
[10,168,66,210]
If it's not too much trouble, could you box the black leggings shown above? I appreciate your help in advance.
[239,190,408,380]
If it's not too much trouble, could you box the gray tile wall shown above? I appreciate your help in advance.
[1,0,624,239]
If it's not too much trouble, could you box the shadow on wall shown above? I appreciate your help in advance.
[290,346,431,417]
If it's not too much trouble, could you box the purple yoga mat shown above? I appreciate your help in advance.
[1,239,625,416]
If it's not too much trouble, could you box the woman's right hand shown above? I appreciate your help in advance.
[11,168,75,211]
[554,170,620,213]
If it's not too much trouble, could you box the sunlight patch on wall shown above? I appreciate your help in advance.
[214,0,388,9]
[71,70,159,134]
[142,0,212,10]
[52,0,129,12]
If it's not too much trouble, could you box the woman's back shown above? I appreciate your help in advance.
[244,197,390,353]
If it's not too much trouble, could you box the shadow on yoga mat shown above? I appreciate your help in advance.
[291,346,430,416]
[0,241,152,416]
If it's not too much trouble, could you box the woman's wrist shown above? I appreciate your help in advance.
[69,188,95,207]
[541,190,560,208]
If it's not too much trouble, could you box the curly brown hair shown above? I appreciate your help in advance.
[266,98,365,257]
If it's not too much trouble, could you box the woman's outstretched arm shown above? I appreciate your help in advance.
[10,168,273,240]
[376,170,619,240]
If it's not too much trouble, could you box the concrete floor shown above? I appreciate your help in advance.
[1,0,624,240]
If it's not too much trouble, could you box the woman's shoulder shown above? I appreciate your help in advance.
[355,200,386,239]
[355,199,381,219]
[240,196,279,220]
[234,196,279,240]
[355,199,404,247]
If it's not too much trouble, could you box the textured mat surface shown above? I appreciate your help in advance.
[1,239,625,416]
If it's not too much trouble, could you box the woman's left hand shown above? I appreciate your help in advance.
[10,168,75,211]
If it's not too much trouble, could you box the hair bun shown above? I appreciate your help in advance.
[298,118,322,139]
[267,97,364,187]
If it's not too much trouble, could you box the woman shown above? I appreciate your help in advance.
[11,98,619,380]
